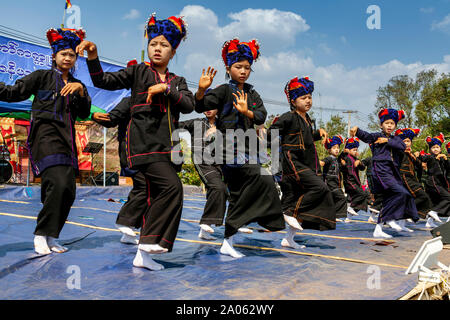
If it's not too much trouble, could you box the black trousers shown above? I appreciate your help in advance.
[194,164,227,226]
[425,181,450,217]
[331,188,348,218]
[402,176,432,219]
[222,164,285,238]
[137,161,183,252]
[367,175,383,211]
[282,170,336,231]
[34,165,76,238]
[344,183,369,212]
[116,172,147,229]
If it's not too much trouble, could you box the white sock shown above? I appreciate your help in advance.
[34,235,51,255]
[427,211,442,223]
[387,220,403,232]
[398,220,414,233]
[198,228,216,240]
[138,243,168,254]
[120,233,139,245]
[281,226,305,249]
[133,249,164,271]
[373,223,393,239]
[220,236,245,258]
[237,227,253,234]
[344,212,352,223]
[369,207,380,214]
[47,236,69,253]
[200,224,214,233]
[283,214,303,230]
[368,212,377,223]
[347,207,359,216]
[425,217,438,228]
[115,224,136,237]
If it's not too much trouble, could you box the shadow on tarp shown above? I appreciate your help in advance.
[0,186,439,300]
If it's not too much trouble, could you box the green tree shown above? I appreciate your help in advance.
[369,70,449,151]
[177,138,202,185]
[415,72,450,135]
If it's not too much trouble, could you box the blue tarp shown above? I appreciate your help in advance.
[0,185,448,300]
[0,35,129,113]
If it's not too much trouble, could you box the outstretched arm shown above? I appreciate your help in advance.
[0,71,40,102]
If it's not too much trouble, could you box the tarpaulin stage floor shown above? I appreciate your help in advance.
[0,185,448,300]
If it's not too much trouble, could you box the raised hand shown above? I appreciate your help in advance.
[232,90,248,115]
[256,125,267,140]
[205,126,217,138]
[76,40,98,59]
[60,82,84,97]
[199,67,217,91]
[349,126,358,137]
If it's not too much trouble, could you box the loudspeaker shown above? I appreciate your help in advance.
[94,172,119,186]
[431,221,450,245]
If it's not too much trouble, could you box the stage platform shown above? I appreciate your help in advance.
[0,185,449,300]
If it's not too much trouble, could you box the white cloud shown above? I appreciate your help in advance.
[318,43,333,55]
[340,36,347,44]
[123,9,140,20]
[179,6,310,56]
[220,8,310,46]
[420,7,434,14]
[431,14,450,34]
[169,6,450,128]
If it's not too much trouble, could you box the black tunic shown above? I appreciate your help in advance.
[340,152,369,212]
[179,117,217,164]
[195,80,285,237]
[269,111,336,230]
[323,155,347,218]
[95,96,136,175]
[419,153,450,217]
[93,97,148,229]
[179,118,228,226]
[87,57,194,169]
[361,157,383,211]
[0,68,91,176]
[398,151,432,219]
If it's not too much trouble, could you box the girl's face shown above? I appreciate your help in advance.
[227,60,251,85]
[380,119,396,135]
[329,144,340,157]
[204,109,218,119]
[54,48,77,71]
[403,138,412,149]
[148,35,175,67]
[292,94,312,114]
[431,145,441,155]
[349,148,358,157]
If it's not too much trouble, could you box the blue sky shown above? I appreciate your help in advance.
[1,0,449,126]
